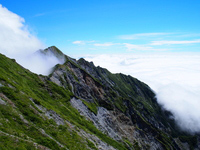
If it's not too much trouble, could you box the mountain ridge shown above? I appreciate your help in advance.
[0,46,199,150]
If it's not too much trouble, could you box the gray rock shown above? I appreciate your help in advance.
[70,97,165,150]
[0,83,3,87]
[29,98,65,125]
[78,129,116,150]
[70,98,121,141]
[0,98,6,105]
[19,114,29,124]
[45,109,65,125]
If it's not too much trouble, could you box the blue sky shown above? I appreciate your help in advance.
[1,0,200,55]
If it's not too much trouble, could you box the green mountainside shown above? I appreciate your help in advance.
[0,46,199,150]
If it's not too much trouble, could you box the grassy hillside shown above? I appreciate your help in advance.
[0,53,127,150]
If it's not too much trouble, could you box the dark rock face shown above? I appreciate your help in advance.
[48,48,199,150]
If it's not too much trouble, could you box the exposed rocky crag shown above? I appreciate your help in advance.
[0,46,199,150]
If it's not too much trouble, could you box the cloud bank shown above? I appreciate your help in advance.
[19,50,66,75]
[0,5,63,75]
[0,4,44,57]
[83,53,200,133]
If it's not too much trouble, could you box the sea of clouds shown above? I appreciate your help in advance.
[0,5,64,75]
[83,53,200,133]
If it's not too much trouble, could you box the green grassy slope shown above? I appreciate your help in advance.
[0,53,127,150]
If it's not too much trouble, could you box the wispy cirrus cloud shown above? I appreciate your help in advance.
[123,43,169,51]
[151,39,200,45]
[124,43,153,51]
[93,42,119,47]
[72,40,86,45]
[72,32,200,53]
[72,40,95,45]
[175,33,200,38]
[34,13,47,17]
[33,9,70,18]
[118,32,171,40]
[120,33,200,52]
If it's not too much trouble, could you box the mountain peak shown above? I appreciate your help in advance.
[43,46,65,59]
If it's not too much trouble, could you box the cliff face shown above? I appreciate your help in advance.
[0,46,199,150]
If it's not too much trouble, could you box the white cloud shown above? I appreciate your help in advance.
[19,50,65,75]
[151,39,200,45]
[93,42,117,47]
[83,53,200,133]
[123,43,153,51]
[72,40,86,45]
[72,40,96,45]
[0,5,64,75]
[0,4,44,58]
[118,32,171,40]
[123,43,169,51]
